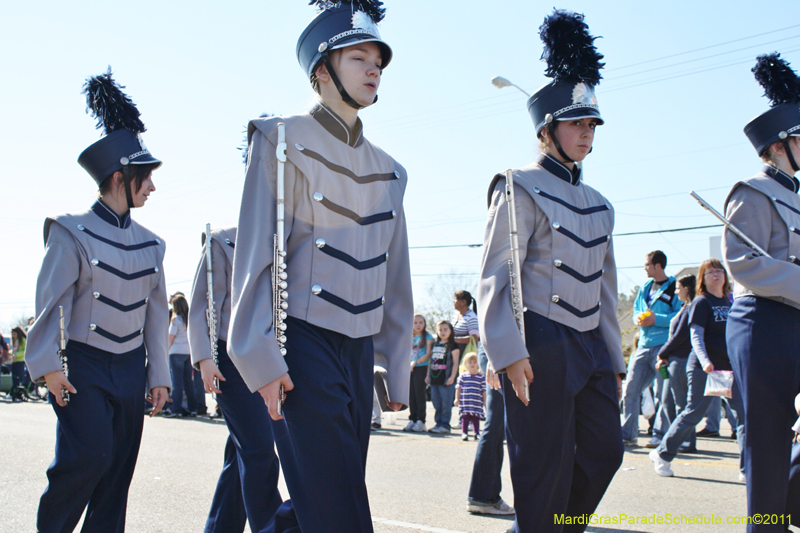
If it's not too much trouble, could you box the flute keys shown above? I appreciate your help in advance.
[278,322,288,331]
[279,311,288,320]
[280,347,287,356]
[278,335,287,344]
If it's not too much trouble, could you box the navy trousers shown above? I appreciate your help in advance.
[205,340,283,533]
[787,440,800,528]
[261,317,374,533]
[37,341,146,533]
[504,311,623,533]
[728,296,800,532]
[468,343,505,505]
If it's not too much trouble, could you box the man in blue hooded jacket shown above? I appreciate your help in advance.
[621,250,683,446]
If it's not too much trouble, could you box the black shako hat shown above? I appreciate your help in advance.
[297,0,392,80]
[527,10,605,136]
[78,68,161,188]
[744,53,800,156]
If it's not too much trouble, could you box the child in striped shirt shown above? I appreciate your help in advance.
[455,352,486,441]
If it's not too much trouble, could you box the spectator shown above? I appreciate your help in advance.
[650,259,745,479]
[404,314,433,432]
[9,326,27,402]
[426,320,460,434]
[452,290,480,356]
[466,341,514,516]
[454,352,485,441]
[655,274,697,452]
[167,294,198,417]
[621,250,682,447]
[0,332,9,364]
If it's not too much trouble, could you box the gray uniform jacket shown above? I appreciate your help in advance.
[188,227,236,368]
[25,205,171,391]
[478,155,625,375]
[228,112,413,405]
[723,166,800,309]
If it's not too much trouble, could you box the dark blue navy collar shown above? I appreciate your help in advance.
[310,103,364,148]
[764,165,800,193]
[539,154,581,186]
[92,199,131,229]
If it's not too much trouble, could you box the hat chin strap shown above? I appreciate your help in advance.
[547,123,574,164]
[782,139,800,173]
[121,165,135,210]
[321,51,377,110]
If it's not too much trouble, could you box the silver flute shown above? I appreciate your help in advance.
[58,306,70,403]
[204,223,220,390]
[689,191,772,258]
[505,169,526,342]
[505,169,529,402]
[273,122,289,413]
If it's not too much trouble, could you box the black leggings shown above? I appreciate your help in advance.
[408,365,428,422]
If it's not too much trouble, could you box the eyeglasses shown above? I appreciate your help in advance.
[704,269,725,276]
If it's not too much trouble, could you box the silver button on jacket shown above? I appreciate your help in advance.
[25,210,171,390]
[478,157,624,375]
[228,113,413,405]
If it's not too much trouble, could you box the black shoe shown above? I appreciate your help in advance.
[165,411,185,418]
[730,432,737,440]
[371,422,381,430]
[678,445,698,453]
[696,428,719,437]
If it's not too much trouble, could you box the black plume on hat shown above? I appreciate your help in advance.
[539,10,604,87]
[82,67,146,135]
[752,53,800,107]
[309,0,385,23]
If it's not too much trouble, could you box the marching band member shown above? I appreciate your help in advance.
[187,226,283,532]
[227,1,413,532]
[478,11,624,532]
[723,53,800,532]
[25,69,171,533]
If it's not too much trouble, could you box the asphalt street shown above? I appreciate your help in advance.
[0,394,777,533]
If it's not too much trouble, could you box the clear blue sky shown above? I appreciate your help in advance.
[2,1,800,329]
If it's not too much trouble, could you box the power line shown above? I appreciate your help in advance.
[608,34,800,82]
[606,24,800,72]
[410,223,724,250]
[411,261,703,277]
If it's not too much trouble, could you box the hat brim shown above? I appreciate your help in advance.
[330,37,392,70]
[555,106,604,125]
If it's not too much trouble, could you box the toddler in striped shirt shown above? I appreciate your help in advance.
[455,352,486,441]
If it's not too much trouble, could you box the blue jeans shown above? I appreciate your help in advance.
[664,357,695,449]
[169,353,197,415]
[468,345,505,504]
[430,383,456,428]
[656,361,745,471]
[704,397,736,433]
[621,344,665,441]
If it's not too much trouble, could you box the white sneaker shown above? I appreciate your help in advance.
[649,449,674,477]
[739,472,746,482]
[412,420,426,432]
[403,421,415,432]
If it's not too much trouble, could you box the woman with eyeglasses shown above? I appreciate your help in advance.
[650,259,745,480]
